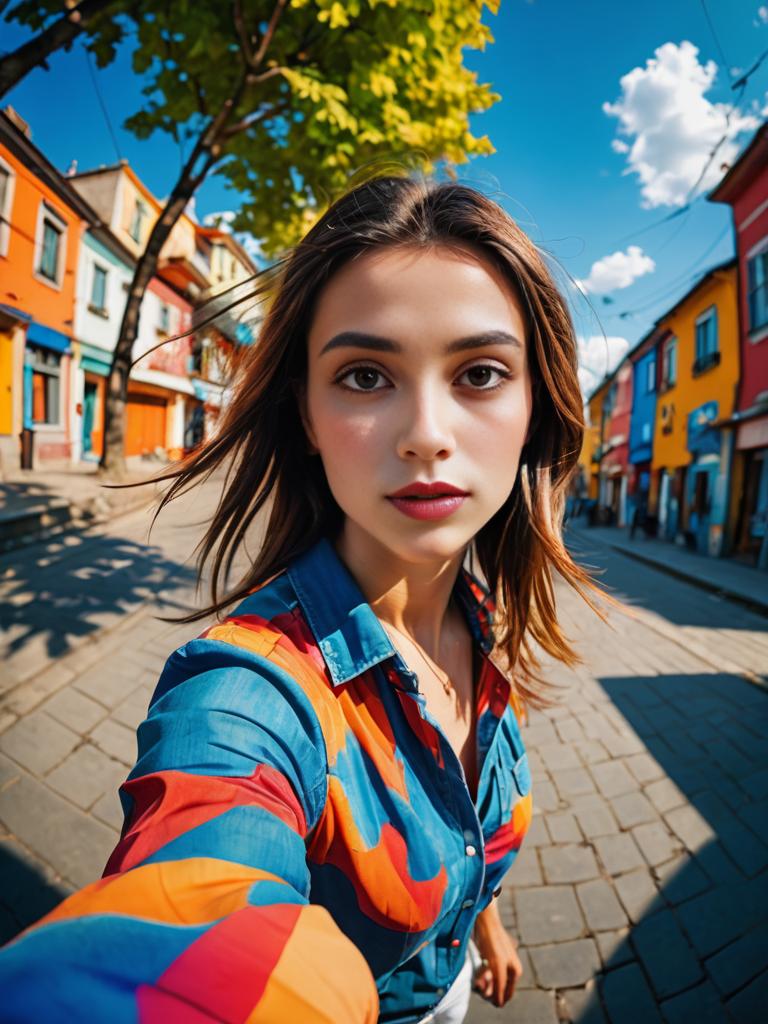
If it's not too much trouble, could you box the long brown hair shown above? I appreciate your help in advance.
[154,175,600,706]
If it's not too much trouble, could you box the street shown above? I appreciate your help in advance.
[1,481,767,1023]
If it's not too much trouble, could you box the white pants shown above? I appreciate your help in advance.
[416,941,482,1024]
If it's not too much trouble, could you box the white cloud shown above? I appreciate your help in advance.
[611,139,630,154]
[577,335,630,396]
[756,6,768,25]
[203,210,264,264]
[604,41,759,207]
[577,245,655,295]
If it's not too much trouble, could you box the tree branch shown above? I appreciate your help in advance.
[221,97,292,139]
[252,0,289,69]
[232,0,254,66]
[0,0,117,98]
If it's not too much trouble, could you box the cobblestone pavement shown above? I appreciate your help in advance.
[1,493,766,1023]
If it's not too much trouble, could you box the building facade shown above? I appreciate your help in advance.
[710,123,768,569]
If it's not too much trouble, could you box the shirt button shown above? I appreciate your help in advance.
[451,938,461,947]
[461,899,475,909]
[436,988,445,998]
[465,844,477,857]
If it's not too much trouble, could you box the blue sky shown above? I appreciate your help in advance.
[3,0,767,391]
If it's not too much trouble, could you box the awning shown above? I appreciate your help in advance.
[80,342,112,376]
[0,302,32,325]
[27,320,72,354]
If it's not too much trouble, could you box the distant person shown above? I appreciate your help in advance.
[0,177,603,1023]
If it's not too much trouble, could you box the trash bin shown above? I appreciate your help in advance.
[20,426,34,470]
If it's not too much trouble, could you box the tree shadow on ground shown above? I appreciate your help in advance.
[0,839,72,945]
[574,673,768,1024]
[0,522,199,688]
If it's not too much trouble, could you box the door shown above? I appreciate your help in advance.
[0,331,12,435]
[82,381,97,457]
[126,392,167,456]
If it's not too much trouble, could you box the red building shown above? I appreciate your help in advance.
[599,360,634,525]
[709,123,768,569]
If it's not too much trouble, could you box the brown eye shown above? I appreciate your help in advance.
[334,365,390,391]
[458,364,512,390]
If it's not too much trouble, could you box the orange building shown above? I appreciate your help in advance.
[0,107,96,467]
[651,260,739,554]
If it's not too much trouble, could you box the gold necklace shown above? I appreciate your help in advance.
[383,621,456,698]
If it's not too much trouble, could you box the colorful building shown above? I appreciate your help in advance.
[627,327,662,527]
[69,161,208,459]
[650,260,739,555]
[709,123,768,569]
[598,359,633,526]
[0,107,98,469]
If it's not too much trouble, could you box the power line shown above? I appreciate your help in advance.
[700,0,732,76]
[83,42,122,164]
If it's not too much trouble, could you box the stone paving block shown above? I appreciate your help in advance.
[524,815,550,848]
[677,880,768,958]
[572,797,619,840]
[515,886,585,945]
[110,685,153,731]
[91,790,125,831]
[73,662,143,710]
[572,739,610,765]
[533,780,559,813]
[0,751,20,789]
[653,853,711,905]
[726,967,768,1023]
[575,879,627,932]
[523,722,560,748]
[593,833,644,876]
[598,731,645,758]
[0,771,116,888]
[708,737,754,779]
[46,743,127,810]
[663,804,716,853]
[511,845,543,888]
[694,789,768,878]
[529,938,600,990]
[737,800,768,846]
[631,822,679,867]
[540,844,599,885]
[600,963,663,1024]
[558,985,606,1024]
[610,791,658,829]
[0,662,75,717]
[630,909,702,999]
[469,988,557,1024]
[589,761,637,799]
[41,686,107,735]
[88,717,138,766]
[547,812,580,844]
[0,709,80,776]
[660,982,725,1024]
[623,753,663,784]
[555,768,596,799]
[643,777,685,814]
[0,837,70,936]
[613,868,663,924]
[554,717,585,744]
[705,921,768,997]
[595,929,633,969]
[539,743,581,772]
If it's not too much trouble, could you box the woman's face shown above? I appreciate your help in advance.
[303,244,533,564]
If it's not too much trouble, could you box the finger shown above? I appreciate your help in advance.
[493,965,508,1007]
[503,961,519,1004]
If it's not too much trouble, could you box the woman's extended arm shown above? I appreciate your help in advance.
[0,640,378,1023]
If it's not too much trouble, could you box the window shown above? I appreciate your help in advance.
[661,336,677,388]
[27,345,61,425]
[129,199,147,243]
[39,216,62,282]
[747,242,768,333]
[158,303,170,333]
[646,357,656,394]
[0,160,13,257]
[90,263,108,314]
[694,306,719,374]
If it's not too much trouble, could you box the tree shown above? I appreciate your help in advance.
[8,0,501,476]
[0,0,134,98]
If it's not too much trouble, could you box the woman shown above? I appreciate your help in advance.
[0,177,595,1023]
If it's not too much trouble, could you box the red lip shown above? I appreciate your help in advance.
[387,481,469,498]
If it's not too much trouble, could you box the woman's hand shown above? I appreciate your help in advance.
[472,899,523,1007]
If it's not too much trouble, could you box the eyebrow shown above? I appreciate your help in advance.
[318,329,523,357]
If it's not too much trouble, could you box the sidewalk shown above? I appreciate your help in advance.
[567,522,768,617]
[0,461,169,553]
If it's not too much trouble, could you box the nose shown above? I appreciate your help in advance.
[395,382,455,462]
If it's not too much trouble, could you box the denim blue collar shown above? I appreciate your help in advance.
[287,535,495,688]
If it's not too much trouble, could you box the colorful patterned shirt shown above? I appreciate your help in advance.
[0,535,532,1023]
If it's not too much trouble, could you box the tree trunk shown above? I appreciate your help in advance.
[0,0,117,99]
[99,149,218,478]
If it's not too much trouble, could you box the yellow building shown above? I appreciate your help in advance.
[581,376,612,503]
[651,259,739,554]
